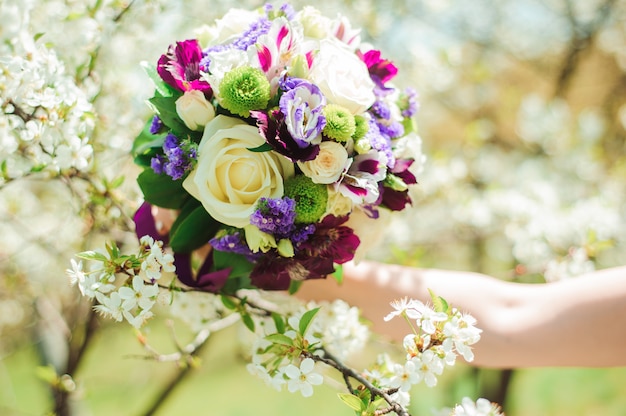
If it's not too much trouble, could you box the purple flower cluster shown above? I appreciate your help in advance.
[250,197,297,237]
[210,232,257,258]
[151,133,197,180]
[201,17,272,70]
[401,87,419,118]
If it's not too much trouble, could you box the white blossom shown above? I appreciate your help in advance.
[284,358,323,397]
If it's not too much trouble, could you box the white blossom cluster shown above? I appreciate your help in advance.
[0,3,95,183]
[66,236,175,328]
[168,291,229,332]
[436,397,504,416]
[362,298,481,409]
[246,299,369,398]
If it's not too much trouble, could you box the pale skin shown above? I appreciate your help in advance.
[298,261,626,369]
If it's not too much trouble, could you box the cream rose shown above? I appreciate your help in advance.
[175,90,215,131]
[183,115,295,228]
[344,208,390,263]
[297,6,333,39]
[297,141,349,184]
[308,38,375,115]
[325,187,353,217]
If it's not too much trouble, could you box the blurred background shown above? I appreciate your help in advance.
[1,0,626,415]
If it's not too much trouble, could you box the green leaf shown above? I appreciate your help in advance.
[271,312,286,334]
[288,279,302,295]
[331,265,344,284]
[75,251,108,262]
[220,295,238,310]
[213,251,254,281]
[147,96,197,139]
[337,393,365,412]
[141,61,178,97]
[298,307,320,336]
[132,118,166,159]
[136,169,188,209]
[265,333,294,347]
[247,143,273,152]
[169,200,221,253]
[428,288,449,313]
[242,313,255,332]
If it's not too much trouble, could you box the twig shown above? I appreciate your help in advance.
[304,348,410,416]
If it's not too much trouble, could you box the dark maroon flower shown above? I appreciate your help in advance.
[157,39,212,94]
[381,158,417,211]
[300,215,360,264]
[251,109,319,162]
[250,253,333,290]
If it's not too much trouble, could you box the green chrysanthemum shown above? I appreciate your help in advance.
[352,114,369,140]
[284,175,328,224]
[219,66,270,117]
[323,104,356,142]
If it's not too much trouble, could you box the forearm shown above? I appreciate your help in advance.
[299,261,626,368]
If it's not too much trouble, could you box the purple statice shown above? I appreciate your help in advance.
[279,79,326,148]
[401,87,419,118]
[379,120,404,140]
[264,3,296,20]
[150,133,197,180]
[370,100,391,120]
[289,224,316,245]
[149,115,164,134]
[250,197,297,237]
[365,118,395,168]
[210,232,258,259]
[231,18,272,51]
[201,18,272,69]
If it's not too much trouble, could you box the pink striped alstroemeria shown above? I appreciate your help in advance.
[157,39,211,94]
[251,17,303,90]
[338,150,388,204]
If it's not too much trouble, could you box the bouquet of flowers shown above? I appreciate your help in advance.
[132,2,422,293]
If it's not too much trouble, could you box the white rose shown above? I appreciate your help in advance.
[197,9,261,46]
[297,6,333,39]
[297,141,349,184]
[175,90,215,131]
[325,187,353,217]
[344,208,390,263]
[308,38,375,115]
[183,115,295,228]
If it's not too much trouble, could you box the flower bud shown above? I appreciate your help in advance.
[175,90,215,131]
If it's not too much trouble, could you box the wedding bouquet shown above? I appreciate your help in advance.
[132,2,422,293]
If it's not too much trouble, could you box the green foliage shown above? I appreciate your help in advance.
[168,198,221,253]
[429,288,449,313]
[298,307,320,336]
[136,169,189,209]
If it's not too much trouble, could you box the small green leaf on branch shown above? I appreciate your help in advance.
[299,307,320,336]
[337,393,366,412]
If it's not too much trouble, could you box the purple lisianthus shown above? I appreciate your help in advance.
[157,39,211,94]
[251,109,320,162]
[150,133,197,180]
[279,79,326,148]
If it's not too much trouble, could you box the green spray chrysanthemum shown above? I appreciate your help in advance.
[352,114,369,140]
[219,66,270,117]
[323,104,356,142]
[284,175,328,224]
